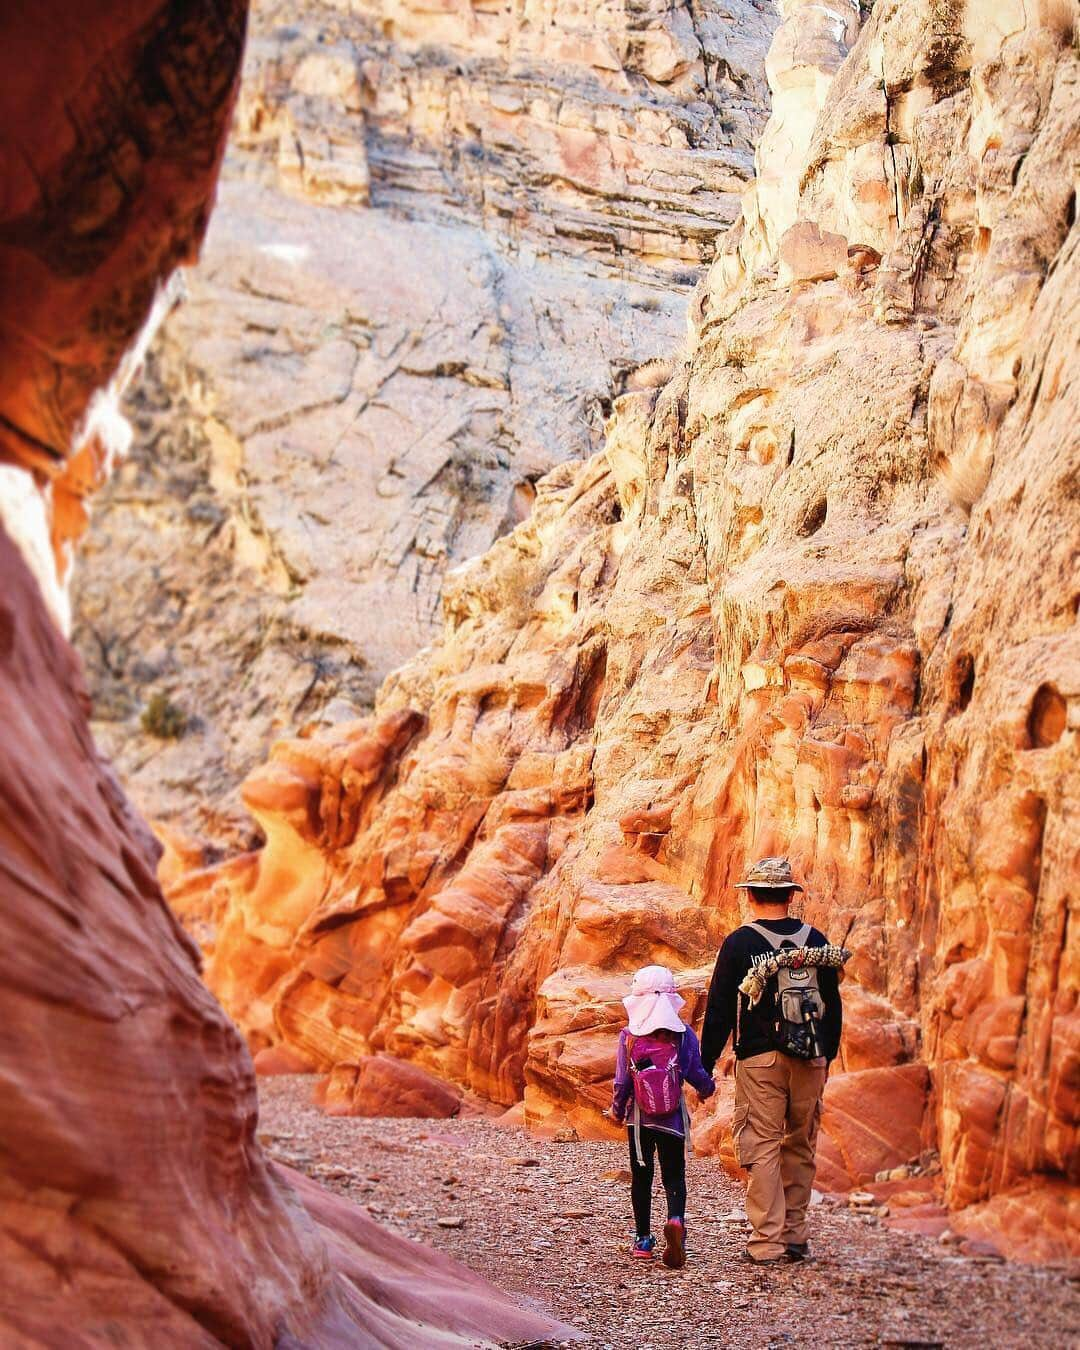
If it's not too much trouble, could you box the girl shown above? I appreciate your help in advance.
[610,965,715,1267]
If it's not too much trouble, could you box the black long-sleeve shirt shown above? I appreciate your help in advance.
[700,917,842,1071]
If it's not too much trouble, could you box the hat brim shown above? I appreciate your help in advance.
[735,880,803,891]
[623,989,686,1037]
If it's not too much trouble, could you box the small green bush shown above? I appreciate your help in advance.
[726,336,754,369]
[141,691,187,739]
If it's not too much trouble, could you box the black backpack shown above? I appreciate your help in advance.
[748,921,826,1060]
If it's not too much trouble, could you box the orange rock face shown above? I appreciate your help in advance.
[188,0,1079,1264]
[0,0,248,613]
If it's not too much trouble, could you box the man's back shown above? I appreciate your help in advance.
[700,916,842,1070]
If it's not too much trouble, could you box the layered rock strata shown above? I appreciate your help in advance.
[72,0,777,848]
[190,0,1080,1263]
[0,5,572,1342]
[245,0,776,278]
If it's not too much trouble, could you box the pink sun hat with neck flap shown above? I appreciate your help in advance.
[622,964,687,1036]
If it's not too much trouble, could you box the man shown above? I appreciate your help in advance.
[701,856,843,1265]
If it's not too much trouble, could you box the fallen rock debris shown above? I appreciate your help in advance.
[259,1078,1080,1349]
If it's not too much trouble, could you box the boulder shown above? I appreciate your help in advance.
[777,221,851,285]
[316,1056,464,1119]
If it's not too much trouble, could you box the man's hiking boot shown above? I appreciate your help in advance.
[662,1217,686,1269]
[631,1235,656,1259]
[740,1248,795,1266]
[785,1242,810,1261]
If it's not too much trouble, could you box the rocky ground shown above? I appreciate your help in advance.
[258,1078,1079,1349]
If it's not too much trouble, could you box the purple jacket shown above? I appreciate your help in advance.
[611,1027,715,1136]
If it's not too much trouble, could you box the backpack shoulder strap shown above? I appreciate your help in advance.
[747,921,786,950]
[625,1033,636,1065]
[747,920,813,949]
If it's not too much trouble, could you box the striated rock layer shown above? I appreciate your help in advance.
[0,3,572,1343]
[0,529,568,1346]
[190,0,1080,1263]
[72,0,777,849]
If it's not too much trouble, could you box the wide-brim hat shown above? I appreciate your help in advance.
[622,964,687,1036]
[734,856,804,891]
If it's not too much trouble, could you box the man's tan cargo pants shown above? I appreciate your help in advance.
[732,1050,827,1260]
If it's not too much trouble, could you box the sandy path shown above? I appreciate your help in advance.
[259,1078,1078,1349]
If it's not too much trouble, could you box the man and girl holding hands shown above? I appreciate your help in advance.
[608,857,847,1268]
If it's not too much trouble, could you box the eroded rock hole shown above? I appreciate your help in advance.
[948,652,975,713]
[798,496,828,537]
[1027,683,1067,747]
[495,478,538,537]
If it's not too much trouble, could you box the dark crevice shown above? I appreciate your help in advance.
[948,652,975,714]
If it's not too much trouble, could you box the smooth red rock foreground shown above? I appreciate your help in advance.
[0,3,575,1342]
[184,0,1079,1264]
[0,529,573,1345]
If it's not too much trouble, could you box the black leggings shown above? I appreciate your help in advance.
[627,1126,687,1236]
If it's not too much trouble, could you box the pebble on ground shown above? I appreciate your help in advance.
[259,1078,1080,1349]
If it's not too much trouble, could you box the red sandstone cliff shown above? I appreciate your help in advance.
[0,4,572,1342]
[182,0,1079,1263]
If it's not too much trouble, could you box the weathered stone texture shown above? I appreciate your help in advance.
[243,0,774,276]
[188,0,1079,1262]
[73,0,776,847]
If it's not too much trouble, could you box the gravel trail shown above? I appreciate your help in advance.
[259,1078,1078,1349]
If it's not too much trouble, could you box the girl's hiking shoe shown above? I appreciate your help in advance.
[631,1235,656,1259]
[662,1218,686,1269]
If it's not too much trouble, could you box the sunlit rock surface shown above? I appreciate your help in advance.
[72,0,776,848]
[187,0,1080,1262]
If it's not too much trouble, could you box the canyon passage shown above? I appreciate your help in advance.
[0,0,1077,1345]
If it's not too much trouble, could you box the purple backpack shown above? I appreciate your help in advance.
[627,1033,683,1114]
[626,1032,691,1166]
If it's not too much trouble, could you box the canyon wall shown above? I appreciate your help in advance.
[0,4,570,1343]
[73,0,777,850]
[184,0,1080,1263]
